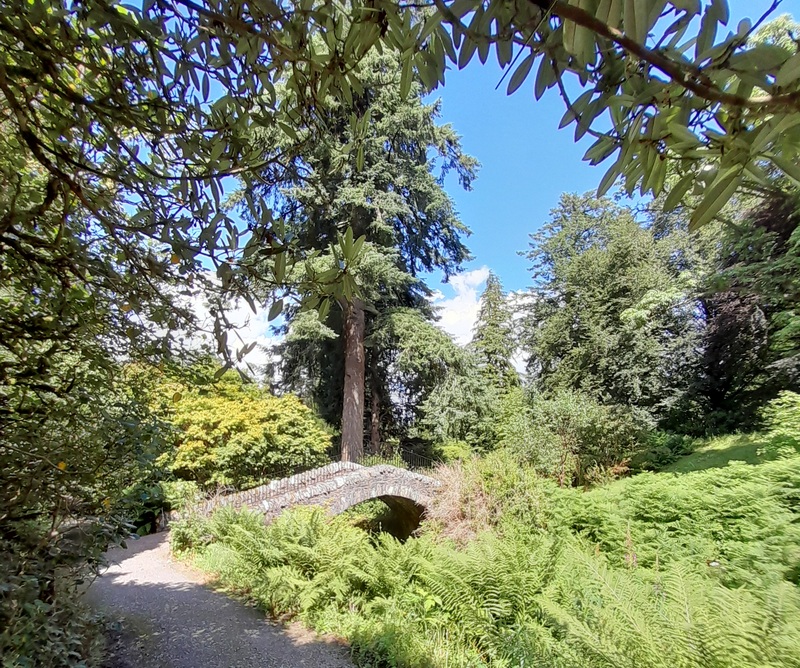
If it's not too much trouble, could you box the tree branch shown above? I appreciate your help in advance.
[525,0,799,112]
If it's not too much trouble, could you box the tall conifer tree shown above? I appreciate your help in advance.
[521,193,702,425]
[245,50,476,459]
[470,273,519,391]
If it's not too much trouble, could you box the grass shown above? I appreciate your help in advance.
[666,432,800,473]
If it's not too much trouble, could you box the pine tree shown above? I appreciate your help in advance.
[470,272,519,392]
[245,51,476,459]
[521,193,703,425]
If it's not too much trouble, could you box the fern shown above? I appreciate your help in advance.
[183,448,800,668]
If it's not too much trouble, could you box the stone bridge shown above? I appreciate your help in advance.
[176,462,441,538]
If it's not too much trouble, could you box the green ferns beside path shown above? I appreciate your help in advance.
[176,437,800,668]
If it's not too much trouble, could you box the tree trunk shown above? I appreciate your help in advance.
[370,372,381,454]
[341,298,365,462]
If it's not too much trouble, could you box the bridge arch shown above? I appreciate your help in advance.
[172,463,440,539]
[322,469,436,538]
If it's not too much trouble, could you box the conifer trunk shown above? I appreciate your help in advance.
[341,298,365,462]
[370,371,381,454]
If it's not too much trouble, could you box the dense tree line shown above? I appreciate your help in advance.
[256,184,799,476]
[519,189,800,437]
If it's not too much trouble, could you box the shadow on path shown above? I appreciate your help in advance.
[86,533,353,668]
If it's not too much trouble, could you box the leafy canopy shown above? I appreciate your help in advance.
[3,0,800,358]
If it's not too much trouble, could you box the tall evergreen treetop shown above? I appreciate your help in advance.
[470,272,519,391]
[246,49,477,284]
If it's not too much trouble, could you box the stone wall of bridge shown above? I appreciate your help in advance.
[170,462,440,537]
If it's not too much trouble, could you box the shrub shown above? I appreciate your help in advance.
[631,430,696,471]
[417,360,501,451]
[161,479,202,511]
[434,439,472,463]
[0,562,105,667]
[426,459,496,545]
[169,514,211,554]
[0,520,125,667]
[763,391,800,445]
[1,362,165,666]
[510,390,644,486]
[493,387,537,452]
[159,372,332,489]
[562,456,800,589]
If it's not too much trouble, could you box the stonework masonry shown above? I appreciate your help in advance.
[170,462,440,536]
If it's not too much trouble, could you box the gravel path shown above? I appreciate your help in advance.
[86,533,354,668]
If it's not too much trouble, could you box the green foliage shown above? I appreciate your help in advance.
[470,273,519,392]
[687,192,800,432]
[1,328,166,665]
[433,4,800,223]
[370,309,470,430]
[184,439,800,667]
[517,189,800,438]
[506,390,644,486]
[538,548,800,668]
[170,514,213,555]
[6,2,800,350]
[448,443,800,591]
[417,358,501,450]
[492,387,536,453]
[631,431,697,471]
[119,478,204,536]
[158,371,332,489]
[565,458,800,590]
[253,50,476,451]
[435,440,473,463]
[763,391,800,444]
[667,433,795,474]
[663,392,800,474]
[160,480,203,511]
[8,1,800,663]
[0,556,105,667]
[522,193,703,426]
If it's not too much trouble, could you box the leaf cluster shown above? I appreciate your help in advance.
[153,370,333,489]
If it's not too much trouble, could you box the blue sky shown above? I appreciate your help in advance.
[235,0,800,358]
[424,0,800,330]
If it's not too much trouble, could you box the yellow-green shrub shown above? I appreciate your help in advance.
[160,372,332,489]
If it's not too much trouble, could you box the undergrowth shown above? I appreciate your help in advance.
[175,433,800,668]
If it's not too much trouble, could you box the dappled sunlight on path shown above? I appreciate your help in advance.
[87,533,353,668]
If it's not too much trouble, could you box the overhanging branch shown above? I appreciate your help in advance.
[525,0,800,112]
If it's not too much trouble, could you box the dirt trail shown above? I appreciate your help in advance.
[86,533,354,668]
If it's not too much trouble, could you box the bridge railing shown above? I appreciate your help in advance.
[189,446,442,514]
[348,448,439,472]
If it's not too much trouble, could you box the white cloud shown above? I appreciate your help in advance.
[431,266,490,345]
